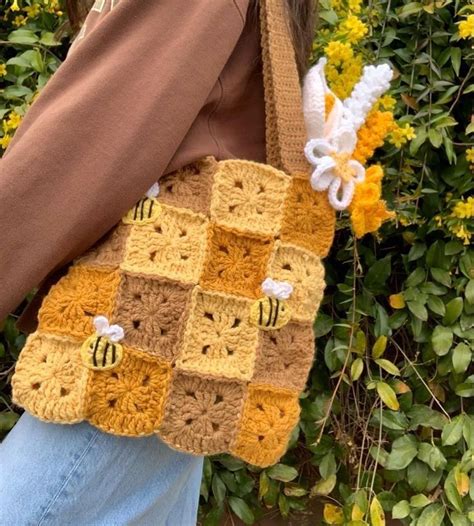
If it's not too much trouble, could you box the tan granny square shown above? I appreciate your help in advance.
[268,241,325,322]
[210,160,291,235]
[253,321,315,390]
[121,204,208,284]
[12,332,88,423]
[158,371,246,455]
[38,266,120,339]
[113,273,192,362]
[176,288,259,381]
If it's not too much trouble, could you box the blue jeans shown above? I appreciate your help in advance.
[0,413,203,525]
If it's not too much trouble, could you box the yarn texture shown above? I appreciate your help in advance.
[11,0,336,468]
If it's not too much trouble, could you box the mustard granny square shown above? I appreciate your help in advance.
[231,384,300,467]
[176,288,259,381]
[158,157,217,215]
[158,371,246,455]
[121,204,208,284]
[210,160,291,235]
[86,347,172,436]
[253,321,315,390]
[280,176,335,257]
[200,224,274,299]
[268,241,325,322]
[113,273,192,362]
[12,332,89,423]
[38,266,120,339]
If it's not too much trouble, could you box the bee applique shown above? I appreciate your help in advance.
[80,316,124,371]
[123,182,161,225]
[250,278,293,331]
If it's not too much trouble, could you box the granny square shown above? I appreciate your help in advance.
[121,204,208,284]
[159,371,246,455]
[75,223,131,269]
[210,160,291,235]
[113,273,192,362]
[38,266,120,339]
[231,384,300,467]
[280,176,335,257]
[158,157,217,215]
[268,241,325,322]
[253,321,315,390]
[85,347,172,436]
[12,332,88,423]
[176,288,259,381]
[200,224,274,299]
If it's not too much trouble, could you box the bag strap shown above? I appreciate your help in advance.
[259,0,309,174]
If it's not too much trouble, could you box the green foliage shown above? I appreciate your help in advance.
[1,1,473,525]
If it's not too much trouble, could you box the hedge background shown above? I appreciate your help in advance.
[1,1,473,525]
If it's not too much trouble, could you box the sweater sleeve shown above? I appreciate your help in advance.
[0,0,248,321]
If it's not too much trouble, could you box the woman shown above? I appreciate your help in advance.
[0,1,315,524]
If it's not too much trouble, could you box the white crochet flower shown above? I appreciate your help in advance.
[302,58,393,211]
[146,182,160,199]
[93,315,125,343]
[305,128,365,211]
[261,278,293,300]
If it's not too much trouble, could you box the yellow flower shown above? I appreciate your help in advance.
[389,294,406,309]
[10,0,20,11]
[13,14,27,27]
[324,42,363,99]
[0,64,7,77]
[23,3,41,17]
[354,110,395,164]
[0,134,12,149]
[377,95,396,111]
[5,111,22,130]
[452,197,474,219]
[459,15,474,39]
[450,223,471,245]
[348,0,363,14]
[389,123,416,148]
[466,148,474,163]
[339,15,369,44]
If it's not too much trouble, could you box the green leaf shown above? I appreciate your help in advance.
[451,47,462,76]
[266,464,298,482]
[465,280,474,304]
[431,326,453,356]
[427,296,446,317]
[407,460,428,492]
[450,511,471,526]
[211,474,226,504]
[455,382,474,398]
[319,452,337,479]
[443,298,464,325]
[314,313,334,337]
[463,415,474,450]
[406,268,426,288]
[442,415,464,446]
[417,503,445,526]
[431,268,452,287]
[372,336,388,359]
[410,493,431,508]
[376,381,399,411]
[228,497,254,525]
[351,357,364,381]
[408,242,426,261]
[408,405,448,431]
[417,443,447,471]
[452,343,472,373]
[203,505,224,526]
[392,500,410,519]
[7,29,39,44]
[364,256,391,294]
[375,359,400,376]
[407,300,428,321]
[444,468,463,512]
[369,496,385,526]
[385,435,418,470]
[310,474,337,496]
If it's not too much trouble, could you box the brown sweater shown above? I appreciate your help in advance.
[0,0,266,329]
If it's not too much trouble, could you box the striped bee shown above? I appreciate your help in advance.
[123,182,161,225]
[249,278,293,331]
[80,334,124,371]
[80,316,124,371]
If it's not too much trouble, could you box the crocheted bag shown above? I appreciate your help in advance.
[11,0,335,467]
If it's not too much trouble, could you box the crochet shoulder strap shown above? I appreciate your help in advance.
[259,0,309,174]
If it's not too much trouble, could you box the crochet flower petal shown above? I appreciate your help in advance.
[304,139,333,164]
[349,160,366,183]
[334,128,357,153]
[328,178,355,211]
[310,158,336,191]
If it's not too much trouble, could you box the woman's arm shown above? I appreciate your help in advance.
[0,0,248,321]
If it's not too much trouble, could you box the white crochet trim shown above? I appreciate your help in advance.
[93,315,124,343]
[146,182,160,199]
[261,278,293,300]
[302,59,392,210]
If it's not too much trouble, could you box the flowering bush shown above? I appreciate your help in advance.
[1,1,473,525]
